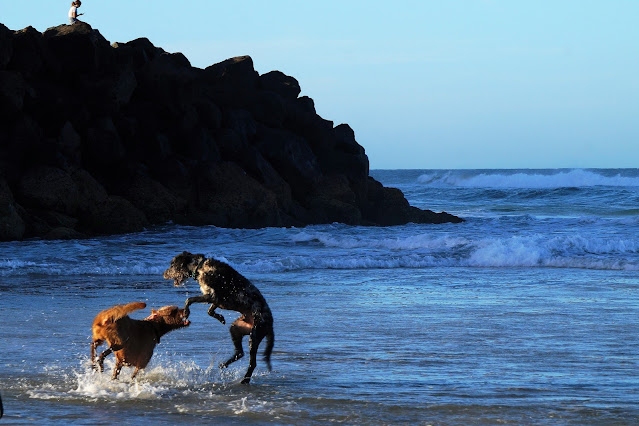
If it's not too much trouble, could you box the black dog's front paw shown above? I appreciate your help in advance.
[207,306,225,324]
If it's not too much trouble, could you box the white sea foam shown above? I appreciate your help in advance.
[68,359,237,401]
[3,231,638,275]
[464,234,639,270]
[291,230,470,251]
[0,259,39,269]
[242,237,639,272]
[418,169,639,189]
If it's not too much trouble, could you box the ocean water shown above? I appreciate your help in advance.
[1,168,638,424]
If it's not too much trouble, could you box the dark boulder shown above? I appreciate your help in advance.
[0,23,13,69]
[255,126,322,200]
[57,121,82,165]
[204,55,258,90]
[191,162,281,228]
[16,166,80,216]
[0,178,25,241]
[200,56,259,106]
[249,90,286,127]
[42,22,113,75]
[81,195,148,235]
[308,175,362,225]
[0,70,29,116]
[125,175,187,224]
[7,26,46,77]
[259,71,301,100]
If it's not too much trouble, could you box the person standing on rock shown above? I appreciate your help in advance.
[68,1,83,24]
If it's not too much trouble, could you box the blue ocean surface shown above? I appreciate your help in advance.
[1,168,638,424]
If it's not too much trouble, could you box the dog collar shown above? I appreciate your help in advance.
[191,258,206,279]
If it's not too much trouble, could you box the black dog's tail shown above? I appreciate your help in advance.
[263,328,275,371]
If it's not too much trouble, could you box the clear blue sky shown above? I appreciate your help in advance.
[2,1,638,169]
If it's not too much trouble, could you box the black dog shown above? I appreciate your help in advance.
[163,251,274,384]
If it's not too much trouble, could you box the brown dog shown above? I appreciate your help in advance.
[91,302,190,379]
[163,252,274,384]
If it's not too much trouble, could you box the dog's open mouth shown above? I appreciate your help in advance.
[163,267,189,287]
[183,319,191,326]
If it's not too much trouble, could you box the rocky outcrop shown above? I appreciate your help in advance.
[0,22,462,241]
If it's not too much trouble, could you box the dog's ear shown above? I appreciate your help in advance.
[147,309,158,320]
[100,317,113,326]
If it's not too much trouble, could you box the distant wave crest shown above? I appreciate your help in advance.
[417,169,639,189]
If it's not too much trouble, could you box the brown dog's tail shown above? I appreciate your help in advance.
[263,328,274,371]
[99,301,147,326]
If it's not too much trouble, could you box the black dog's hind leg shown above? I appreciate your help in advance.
[241,328,266,384]
[183,294,215,318]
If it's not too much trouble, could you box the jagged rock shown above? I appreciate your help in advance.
[125,175,187,224]
[249,90,286,127]
[44,226,84,240]
[0,23,13,69]
[201,56,259,106]
[110,69,137,106]
[255,126,322,200]
[216,128,293,212]
[192,162,281,228]
[43,22,112,74]
[16,166,80,215]
[7,26,45,77]
[83,195,148,235]
[223,108,257,144]
[57,121,82,165]
[84,116,126,170]
[0,70,28,115]
[0,22,463,241]
[0,178,25,240]
[308,175,362,225]
[204,55,258,90]
[259,71,301,100]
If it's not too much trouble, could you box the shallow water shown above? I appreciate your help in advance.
[1,169,638,424]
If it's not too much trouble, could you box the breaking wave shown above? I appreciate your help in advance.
[2,230,637,275]
[417,169,639,189]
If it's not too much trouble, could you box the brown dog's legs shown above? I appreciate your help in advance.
[220,318,251,369]
[112,360,123,380]
[97,348,113,372]
[131,367,140,380]
[91,340,103,370]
